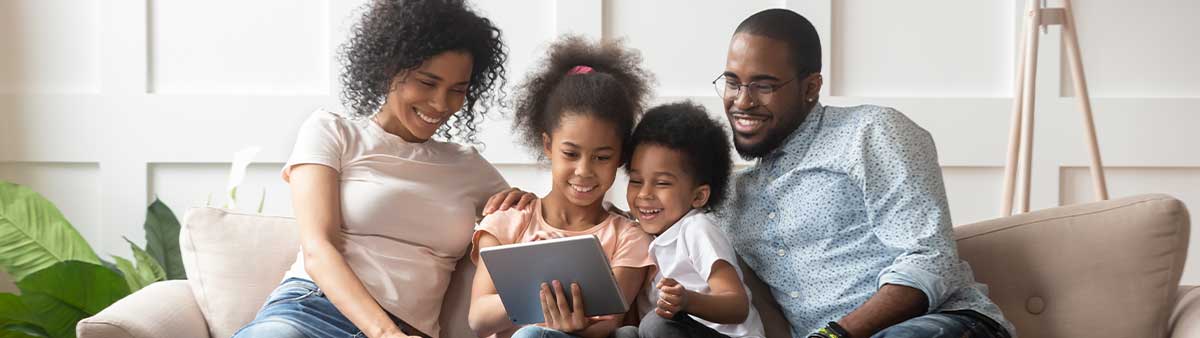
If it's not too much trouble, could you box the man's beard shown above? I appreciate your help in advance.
[734,109,808,160]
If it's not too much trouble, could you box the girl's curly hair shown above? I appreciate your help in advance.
[340,0,506,143]
[512,36,653,163]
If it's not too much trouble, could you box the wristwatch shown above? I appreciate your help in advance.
[808,322,852,338]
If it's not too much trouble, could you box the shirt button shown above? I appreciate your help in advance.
[768,212,776,219]
[777,249,786,257]
[789,291,800,298]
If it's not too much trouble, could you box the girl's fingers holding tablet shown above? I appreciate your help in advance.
[571,283,586,315]
[540,282,558,325]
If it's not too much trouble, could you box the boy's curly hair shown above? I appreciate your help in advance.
[511,36,653,162]
[627,101,733,210]
[340,0,507,143]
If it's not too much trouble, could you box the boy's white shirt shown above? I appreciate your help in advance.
[647,209,766,338]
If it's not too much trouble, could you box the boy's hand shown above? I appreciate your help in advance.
[655,278,689,318]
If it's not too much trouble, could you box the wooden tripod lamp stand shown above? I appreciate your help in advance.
[1001,0,1109,216]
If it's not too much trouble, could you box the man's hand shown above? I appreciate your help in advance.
[483,187,537,216]
[655,278,690,318]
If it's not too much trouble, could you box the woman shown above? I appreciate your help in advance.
[233,1,527,337]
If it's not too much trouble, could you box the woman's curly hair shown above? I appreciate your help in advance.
[340,0,506,143]
[512,36,653,163]
[627,101,733,211]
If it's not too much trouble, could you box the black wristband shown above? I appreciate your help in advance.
[827,321,852,338]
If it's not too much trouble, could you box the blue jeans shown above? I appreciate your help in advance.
[232,278,425,338]
[871,310,1010,338]
[511,325,581,338]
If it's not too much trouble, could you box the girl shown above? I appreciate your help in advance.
[468,36,655,338]
[233,1,525,337]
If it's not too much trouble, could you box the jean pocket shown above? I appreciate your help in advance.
[263,280,320,307]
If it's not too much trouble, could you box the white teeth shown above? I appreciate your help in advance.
[570,184,596,193]
[414,108,440,124]
[735,117,762,128]
[639,208,662,215]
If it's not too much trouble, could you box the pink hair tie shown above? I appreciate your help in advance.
[567,65,594,75]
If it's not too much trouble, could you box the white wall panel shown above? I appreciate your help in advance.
[148,0,329,94]
[942,166,1004,226]
[831,0,1013,97]
[0,162,102,250]
[1067,1,1200,98]
[604,0,783,96]
[1061,166,1200,283]
[149,163,293,219]
[0,0,100,93]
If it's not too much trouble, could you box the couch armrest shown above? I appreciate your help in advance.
[77,280,210,338]
[1170,286,1200,338]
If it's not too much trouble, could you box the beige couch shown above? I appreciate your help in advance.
[77,194,1193,338]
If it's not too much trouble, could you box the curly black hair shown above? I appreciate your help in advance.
[340,0,506,143]
[626,101,733,211]
[511,36,653,163]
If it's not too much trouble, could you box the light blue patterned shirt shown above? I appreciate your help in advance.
[716,103,1015,337]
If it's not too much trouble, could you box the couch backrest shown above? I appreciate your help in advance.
[955,194,1190,337]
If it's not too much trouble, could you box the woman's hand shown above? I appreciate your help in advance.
[538,280,611,333]
[482,187,538,216]
[655,278,690,318]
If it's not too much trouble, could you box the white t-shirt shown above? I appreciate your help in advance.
[648,210,766,338]
[280,109,509,338]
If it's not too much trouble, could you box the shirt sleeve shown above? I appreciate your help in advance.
[469,209,530,265]
[848,107,964,313]
[682,215,741,282]
[610,222,655,269]
[281,110,346,182]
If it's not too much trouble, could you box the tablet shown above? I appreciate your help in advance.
[479,235,628,325]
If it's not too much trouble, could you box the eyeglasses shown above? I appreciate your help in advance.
[712,74,794,103]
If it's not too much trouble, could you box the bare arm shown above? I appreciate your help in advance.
[837,284,927,337]
[289,164,411,338]
[467,233,517,337]
[671,260,748,324]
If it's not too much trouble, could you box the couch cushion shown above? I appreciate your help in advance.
[180,207,302,338]
[179,207,478,338]
[954,194,1190,337]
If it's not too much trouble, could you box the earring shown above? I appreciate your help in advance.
[807,98,815,102]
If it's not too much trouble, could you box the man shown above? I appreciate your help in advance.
[714,8,1014,338]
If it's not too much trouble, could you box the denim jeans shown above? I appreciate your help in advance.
[871,310,1010,338]
[232,278,425,338]
[510,325,582,338]
[613,311,732,338]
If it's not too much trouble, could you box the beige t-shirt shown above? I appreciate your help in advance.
[281,109,509,338]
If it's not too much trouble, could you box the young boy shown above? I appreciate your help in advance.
[616,101,765,338]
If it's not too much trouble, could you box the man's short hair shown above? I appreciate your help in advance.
[734,8,822,77]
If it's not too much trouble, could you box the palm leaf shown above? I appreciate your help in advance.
[141,199,183,279]
[0,183,100,281]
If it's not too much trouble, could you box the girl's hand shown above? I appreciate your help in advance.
[655,278,689,318]
[482,188,537,216]
[538,280,611,333]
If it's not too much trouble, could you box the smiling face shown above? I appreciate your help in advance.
[625,144,710,235]
[543,114,623,209]
[376,50,473,142]
[723,33,821,158]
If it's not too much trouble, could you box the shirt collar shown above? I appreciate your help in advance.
[650,209,703,247]
[765,102,826,159]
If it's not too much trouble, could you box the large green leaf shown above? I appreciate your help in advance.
[0,293,49,338]
[0,183,100,281]
[0,323,48,338]
[16,261,129,316]
[142,199,184,280]
[17,293,86,338]
[123,239,164,286]
[111,257,148,293]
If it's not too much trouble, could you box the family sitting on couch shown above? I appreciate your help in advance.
[231,1,1015,338]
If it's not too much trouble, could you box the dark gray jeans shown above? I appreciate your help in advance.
[872,310,1010,338]
[613,311,732,338]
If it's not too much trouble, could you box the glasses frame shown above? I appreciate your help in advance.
[712,74,796,103]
